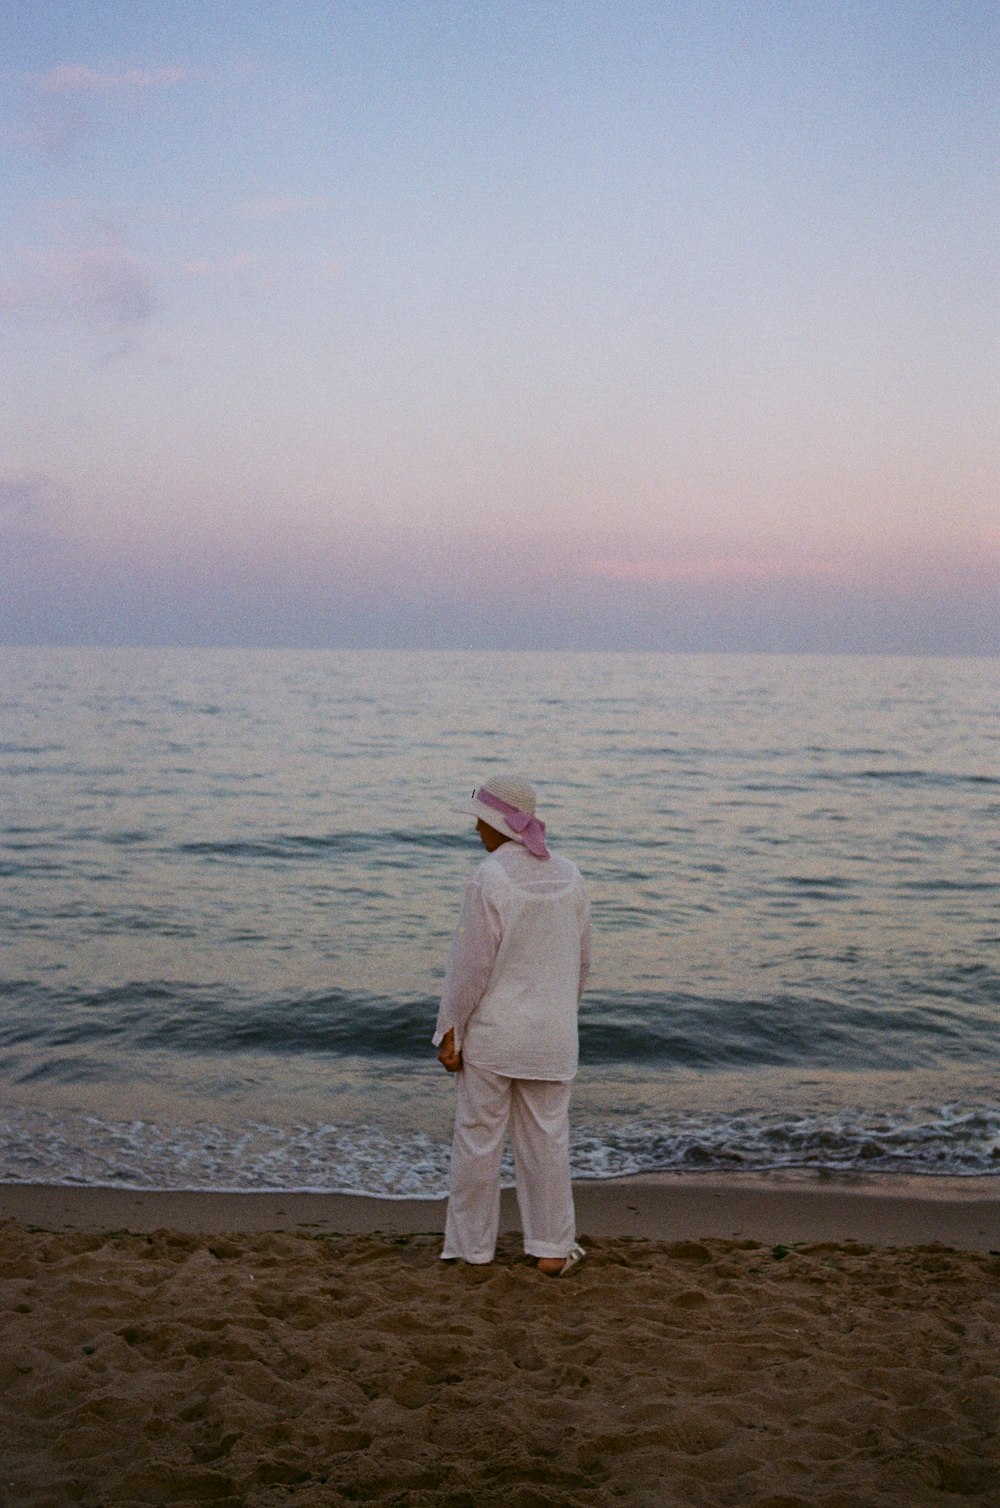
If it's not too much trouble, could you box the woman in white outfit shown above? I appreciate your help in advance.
[433,773,591,1275]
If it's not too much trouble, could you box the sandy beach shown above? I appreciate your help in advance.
[1,1175,998,1507]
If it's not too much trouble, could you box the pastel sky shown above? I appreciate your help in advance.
[2,0,997,652]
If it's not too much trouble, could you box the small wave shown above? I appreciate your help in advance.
[3,982,999,1077]
[176,830,468,862]
[1,1101,997,1195]
[851,769,1000,789]
[0,743,65,757]
[578,988,1000,1072]
[572,1102,1000,1181]
[0,984,437,1067]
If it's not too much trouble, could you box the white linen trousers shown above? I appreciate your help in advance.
[442,1062,575,1263]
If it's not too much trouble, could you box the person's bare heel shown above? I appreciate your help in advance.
[538,1245,586,1277]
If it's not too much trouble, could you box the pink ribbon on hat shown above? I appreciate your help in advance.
[476,787,549,858]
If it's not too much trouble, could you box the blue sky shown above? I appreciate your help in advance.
[1,1,997,651]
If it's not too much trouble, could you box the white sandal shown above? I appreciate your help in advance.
[554,1242,586,1277]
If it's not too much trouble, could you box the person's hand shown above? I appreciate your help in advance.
[437,1029,463,1072]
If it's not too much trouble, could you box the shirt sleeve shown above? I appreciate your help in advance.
[578,888,592,1002]
[432,870,502,1049]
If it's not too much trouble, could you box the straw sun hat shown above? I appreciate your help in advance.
[457,773,549,857]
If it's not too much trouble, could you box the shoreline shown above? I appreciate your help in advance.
[4,1169,998,1249]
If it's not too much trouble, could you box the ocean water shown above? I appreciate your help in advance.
[1,647,998,1195]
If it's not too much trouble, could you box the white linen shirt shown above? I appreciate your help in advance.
[433,841,591,1081]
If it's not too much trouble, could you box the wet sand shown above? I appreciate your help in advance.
[2,1170,999,1248]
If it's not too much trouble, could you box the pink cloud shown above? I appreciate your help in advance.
[34,64,189,94]
[2,108,88,153]
[583,530,1000,593]
[584,555,840,585]
[1,235,155,328]
[40,244,154,324]
[0,472,63,518]
[8,63,189,157]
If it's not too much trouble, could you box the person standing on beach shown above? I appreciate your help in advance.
[434,774,591,1275]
